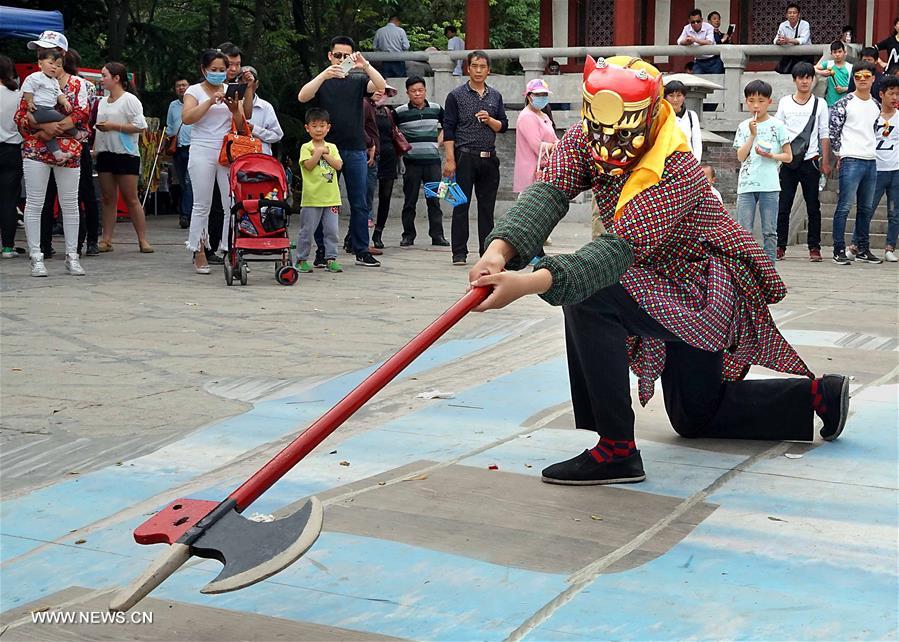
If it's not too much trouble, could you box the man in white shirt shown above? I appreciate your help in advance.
[242,67,283,155]
[828,61,883,264]
[445,25,465,77]
[871,77,898,261]
[676,9,716,75]
[774,3,813,74]
[373,16,410,78]
[774,62,830,262]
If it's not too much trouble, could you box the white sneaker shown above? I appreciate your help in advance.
[30,253,48,277]
[65,253,85,276]
[885,250,898,262]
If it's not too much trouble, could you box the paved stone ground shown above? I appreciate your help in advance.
[1,212,897,641]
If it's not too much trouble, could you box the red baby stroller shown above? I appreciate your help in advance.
[225,154,298,286]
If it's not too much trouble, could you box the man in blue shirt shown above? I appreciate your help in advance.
[166,77,193,229]
[373,17,409,78]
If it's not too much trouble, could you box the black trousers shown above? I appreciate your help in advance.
[375,178,394,231]
[400,161,444,241]
[563,284,814,442]
[40,144,100,253]
[778,158,822,250]
[0,143,22,248]
[451,151,499,258]
[208,179,225,255]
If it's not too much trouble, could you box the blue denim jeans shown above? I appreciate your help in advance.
[736,191,779,263]
[833,157,877,252]
[869,169,899,249]
[315,148,371,256]
[366,162,378,221]
[172,147,192,218]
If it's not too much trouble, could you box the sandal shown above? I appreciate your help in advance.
[192,251,210,274]
[139,241,154,254]
[98,240,113,252]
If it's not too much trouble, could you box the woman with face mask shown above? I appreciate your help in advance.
[180,49,246,273]
[513,78,558,194]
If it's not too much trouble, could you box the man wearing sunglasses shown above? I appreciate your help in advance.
[299,36,387,268]
[828,61,884,264]
[676,9,717,75]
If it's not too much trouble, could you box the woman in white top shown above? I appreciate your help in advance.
[94,62,152,253]
[0,55,23,258]
[181,49,247,274]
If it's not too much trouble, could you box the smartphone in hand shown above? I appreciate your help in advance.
[225,83,248,100]
[339,58,355,75]
[727,24,735,35]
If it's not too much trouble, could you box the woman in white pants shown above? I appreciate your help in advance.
[13,36,90,277]
[181,49,246,273]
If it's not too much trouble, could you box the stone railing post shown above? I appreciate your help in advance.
[428,52,455,104]
[720,47,747,116]
[519,50,545,82]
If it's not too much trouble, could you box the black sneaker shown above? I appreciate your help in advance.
[816,374,850,441]
[85,242,99,256]
[313,249,326,268]
[371,230,384,249]
[854,250,883,264]
[431,237,450,246]
[832,250,852,265]
[179,216,190,229]
[206,252,224,265]
[355,252,381,267]
[452,255,467,266]
[400,236,414,247]
[541,450,645,485]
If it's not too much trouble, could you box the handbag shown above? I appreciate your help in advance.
[535,141,555,181]
[165,124,180,156]
[784,97,819,169]
[386,109,412,156]
[218,118,262,166]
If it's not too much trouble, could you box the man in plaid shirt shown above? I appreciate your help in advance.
[468,56,850,485]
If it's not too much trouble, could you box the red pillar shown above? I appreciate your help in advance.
[466,0,490,50]
[539,0,554,48]
[613,0,639,45]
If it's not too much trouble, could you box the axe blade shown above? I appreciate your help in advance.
[192,497,324,594]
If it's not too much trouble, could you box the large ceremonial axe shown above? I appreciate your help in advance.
[110,287,491,611]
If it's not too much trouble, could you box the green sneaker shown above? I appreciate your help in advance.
[326,259,343,273]
[1,247,15,259]
[295,260,313,273]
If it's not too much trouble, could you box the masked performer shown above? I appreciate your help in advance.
[468,56,849,485]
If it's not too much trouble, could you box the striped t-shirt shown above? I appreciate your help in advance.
[394,101,444,164]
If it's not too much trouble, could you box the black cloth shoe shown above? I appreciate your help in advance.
[371,230,384,249]
[85,242,99,256]
[816,374,850,441]
[854,250,883,264]
[541,450,645,485]
[313,249,326,268]
[179,216,190,229]
[832,250,852,265]
[431,236,450,246]
[355,252,381,267]
[400,236,414,247]
[452,255,467,266]
[206,252,224,265]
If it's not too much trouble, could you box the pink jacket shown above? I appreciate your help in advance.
[514,107,558,193]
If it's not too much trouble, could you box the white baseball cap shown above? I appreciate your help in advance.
[27,31,69,53]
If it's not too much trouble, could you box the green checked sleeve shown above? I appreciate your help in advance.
[532,235,633,306]
[486,182,571,270]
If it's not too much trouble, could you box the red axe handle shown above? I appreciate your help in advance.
[229,286,490,511]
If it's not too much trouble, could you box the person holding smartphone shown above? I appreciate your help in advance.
[706,11,731,73]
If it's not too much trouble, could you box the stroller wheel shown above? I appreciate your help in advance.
[277,265,299,286]
[239,261,248,286]
[224,259,234,286]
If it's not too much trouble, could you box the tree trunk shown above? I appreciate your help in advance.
[290,0,314,78]
[245,0,266,61]
[216,0,230,45]
[106,0,131,60]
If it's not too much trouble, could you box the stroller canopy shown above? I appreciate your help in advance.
[0,6,64,39]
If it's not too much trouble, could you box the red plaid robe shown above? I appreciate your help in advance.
[543,125,813,405]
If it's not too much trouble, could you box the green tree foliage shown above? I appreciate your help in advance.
[1,0,538,149]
